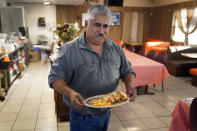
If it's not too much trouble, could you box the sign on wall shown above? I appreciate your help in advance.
[110,12,120,26]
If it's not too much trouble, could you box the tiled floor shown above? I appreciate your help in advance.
[0,61,197,131]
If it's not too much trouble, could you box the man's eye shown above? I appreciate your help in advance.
[103,24,109,28]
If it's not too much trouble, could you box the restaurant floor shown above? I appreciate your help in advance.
[0,61,197,131]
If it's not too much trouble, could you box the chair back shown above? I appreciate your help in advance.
[146,50,156,60]
[112,40,124,47]
[190,97,197,131]
[155,53,167,65]
[137,48,145,56]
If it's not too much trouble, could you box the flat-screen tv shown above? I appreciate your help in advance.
[105,0,123,6]
[0,7,25,33]
[110,12,120,26]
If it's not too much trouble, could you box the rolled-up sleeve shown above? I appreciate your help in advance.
[48,46,72,88]
[119,48,136,79]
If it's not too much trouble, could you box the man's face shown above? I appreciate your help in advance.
[86,14,110,45]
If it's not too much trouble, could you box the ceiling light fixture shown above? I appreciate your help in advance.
[43,1,50,5]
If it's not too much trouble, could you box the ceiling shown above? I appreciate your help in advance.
[7,0,102,5]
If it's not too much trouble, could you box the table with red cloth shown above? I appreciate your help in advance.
[124,49,169,87]
[169,99,190,131]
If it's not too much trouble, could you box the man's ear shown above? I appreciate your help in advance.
[85,20,88,27]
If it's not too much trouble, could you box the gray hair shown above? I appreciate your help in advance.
[86,5,112,24]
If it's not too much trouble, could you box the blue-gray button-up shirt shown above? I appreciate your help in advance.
[48,33,135,114]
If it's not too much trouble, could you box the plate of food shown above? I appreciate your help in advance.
[84,90,129,108]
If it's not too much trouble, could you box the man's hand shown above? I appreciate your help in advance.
[69,91,84,111]
[123,73,136,102]
[126,86,137,102]
[52,79,84,111]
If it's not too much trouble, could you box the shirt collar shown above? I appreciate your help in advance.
[78,32,113,50]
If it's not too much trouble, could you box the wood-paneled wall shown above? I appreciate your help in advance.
[56,5,89,34]
[56,5,124,40]
[56,1,195,43]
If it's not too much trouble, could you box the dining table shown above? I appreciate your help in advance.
[181,53,197,59]
[124,49,169,87]
[169,98,193,131]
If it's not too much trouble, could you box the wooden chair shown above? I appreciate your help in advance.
[144,50,157,94]
[155,53,167,65]
[137,48,145,56]
[0,73,5,101]
[190,97,197,131]
[112,40,124,48]
[146,50,157,61]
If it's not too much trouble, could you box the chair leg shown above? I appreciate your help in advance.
[162,82,164,92]
[0,75,5,101]
[3,70,8,94]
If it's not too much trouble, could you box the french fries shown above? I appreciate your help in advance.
[92,90,127,107]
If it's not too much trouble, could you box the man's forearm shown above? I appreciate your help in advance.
[52,79,74,99]
[123,73,136,102]
[123,73,135,88]
[52,79,84,110]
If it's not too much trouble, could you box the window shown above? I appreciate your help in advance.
[172,7,197,45]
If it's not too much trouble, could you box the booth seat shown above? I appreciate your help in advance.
[145,41,171,55]
[189,68,197,86]
[166,46,197,76]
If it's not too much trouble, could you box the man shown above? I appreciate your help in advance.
[48,4,136,131]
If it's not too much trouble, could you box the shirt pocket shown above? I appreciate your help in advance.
[103,58,120,81]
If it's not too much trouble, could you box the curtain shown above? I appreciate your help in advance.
[173,8,197,45]
[171,11,176,40]
[130,12,138,42]
[130,12,144,43]
[137,12,144,43]
[122,11,144,43]
[122,12,132,43]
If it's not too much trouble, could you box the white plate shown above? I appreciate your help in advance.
[84,92,129,108]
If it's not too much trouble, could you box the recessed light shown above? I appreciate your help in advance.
[43,1,50,5]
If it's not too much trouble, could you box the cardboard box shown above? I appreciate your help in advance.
[30,50,40,62]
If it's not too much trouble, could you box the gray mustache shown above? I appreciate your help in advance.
[96,33,105,37]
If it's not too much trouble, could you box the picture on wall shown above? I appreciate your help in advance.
[110,12,120,26]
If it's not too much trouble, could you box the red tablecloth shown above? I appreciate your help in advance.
[124,49,169,87]
[169,99,190,131]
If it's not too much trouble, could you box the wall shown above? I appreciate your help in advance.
[149,1,195,42]
[13,3,56,45]
[123,0,154,7]
[56,5,123,40]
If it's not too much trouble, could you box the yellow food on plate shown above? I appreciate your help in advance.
[91,90,128,107]
[92,98,112,106]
